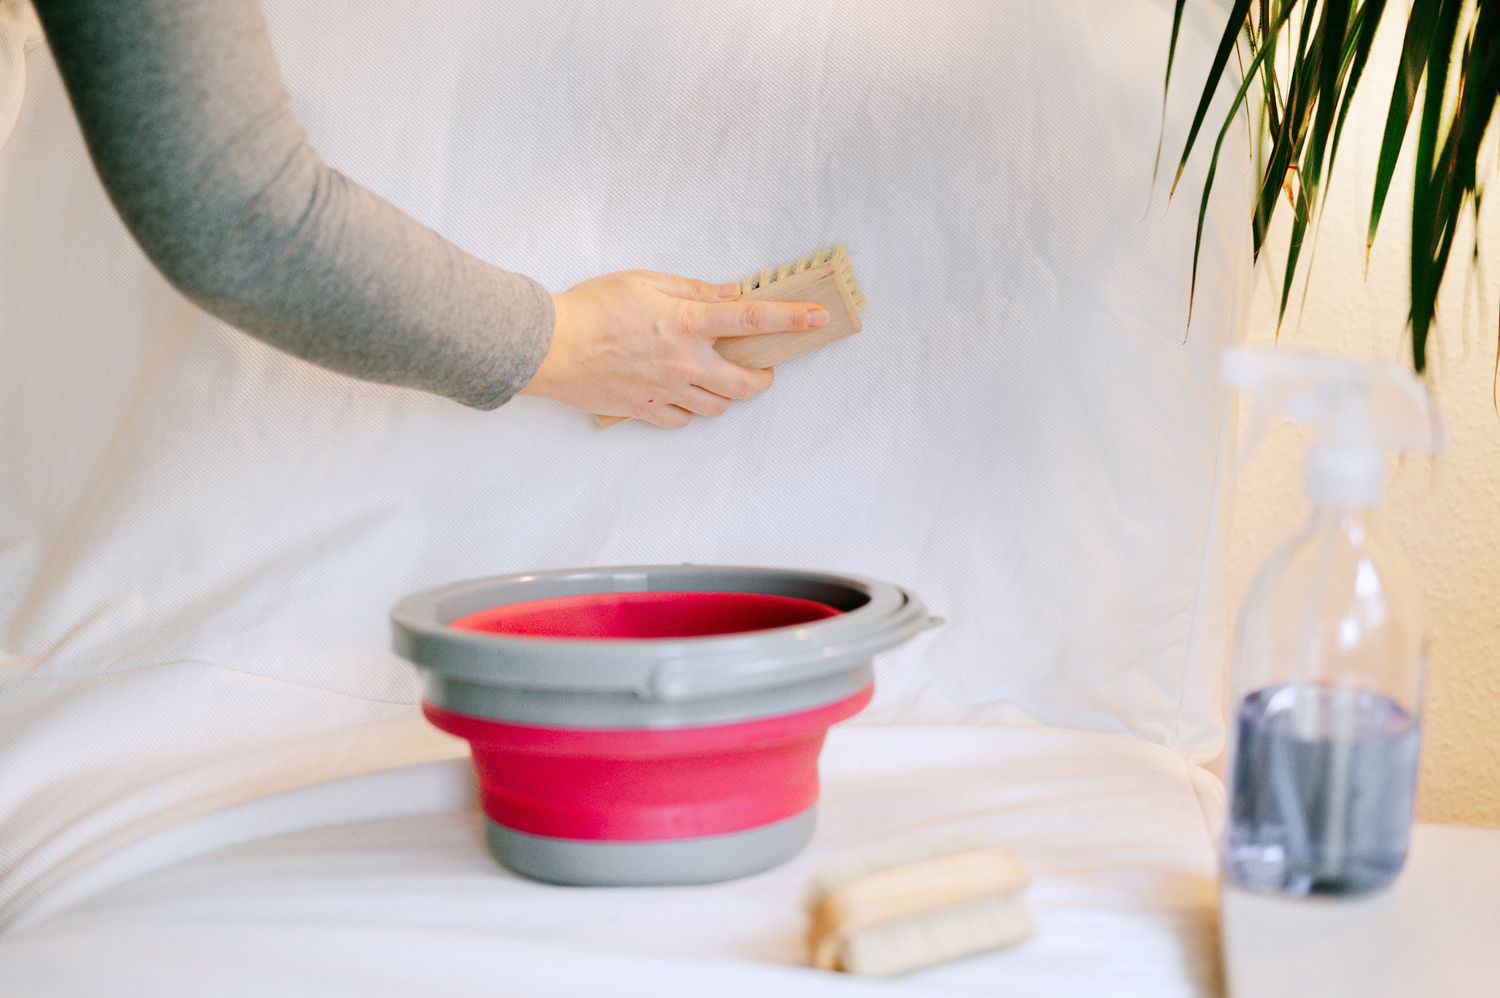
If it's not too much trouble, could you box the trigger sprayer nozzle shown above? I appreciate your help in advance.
[1223,348,1447,507]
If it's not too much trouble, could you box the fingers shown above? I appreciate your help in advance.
[638,401,695,429]
[629,362,772,426]
[693,359,774,400]
[640,271,741,303]
[675,385,734,418]
[697,299,829,338]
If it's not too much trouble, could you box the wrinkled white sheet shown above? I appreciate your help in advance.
[0,0,1248,993]
[0,0,1250,755]
[0,696,1223,997]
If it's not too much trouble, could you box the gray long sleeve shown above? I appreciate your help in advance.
[32,0,553,410]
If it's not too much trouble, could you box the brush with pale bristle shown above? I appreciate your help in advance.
[807,841,1035,978]
[735,243,868,308]
[592,244,866,427]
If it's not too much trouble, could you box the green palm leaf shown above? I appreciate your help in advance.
[1163,0,1499,374]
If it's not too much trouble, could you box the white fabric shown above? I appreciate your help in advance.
[0,0,1250,751]
[0,0,1250,993]
[0,706,1224,997]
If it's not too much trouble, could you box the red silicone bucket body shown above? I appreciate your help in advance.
[424,686,871,841]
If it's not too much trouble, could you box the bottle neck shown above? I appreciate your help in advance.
[1305,443,1385,506]
[1298,504,1373,552]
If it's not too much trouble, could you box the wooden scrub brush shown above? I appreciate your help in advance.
[592,244,867,427]
[807,841,1035,977]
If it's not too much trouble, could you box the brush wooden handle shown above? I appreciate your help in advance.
[807,847,1033,976]
[808,847,1029,968]
[591,264,862,428]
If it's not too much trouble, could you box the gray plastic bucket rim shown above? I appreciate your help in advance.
[392,564,939,704]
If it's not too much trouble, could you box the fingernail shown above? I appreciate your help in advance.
[809,308,829,327]
[717,283,741,298]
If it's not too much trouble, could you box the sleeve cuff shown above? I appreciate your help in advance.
[460,272,555,412]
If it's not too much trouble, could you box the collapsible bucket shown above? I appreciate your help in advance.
[392,565,935,886]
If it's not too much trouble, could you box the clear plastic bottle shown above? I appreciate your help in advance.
[1225,507,1425,895]
[1221,349,1444,899]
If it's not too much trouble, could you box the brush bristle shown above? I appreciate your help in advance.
[738,243,868,310]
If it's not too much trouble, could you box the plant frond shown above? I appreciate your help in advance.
[1163,0,1500,372]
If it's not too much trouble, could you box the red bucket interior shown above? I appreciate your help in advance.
[448,591,842,639]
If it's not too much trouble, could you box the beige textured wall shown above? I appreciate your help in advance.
[1224,8,1499,826]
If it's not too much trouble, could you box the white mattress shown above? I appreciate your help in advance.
[0,706,1222,997]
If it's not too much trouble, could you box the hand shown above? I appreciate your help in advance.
[520,269,829,428]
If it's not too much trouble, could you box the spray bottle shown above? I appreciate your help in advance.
[1221,347,1446,898]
